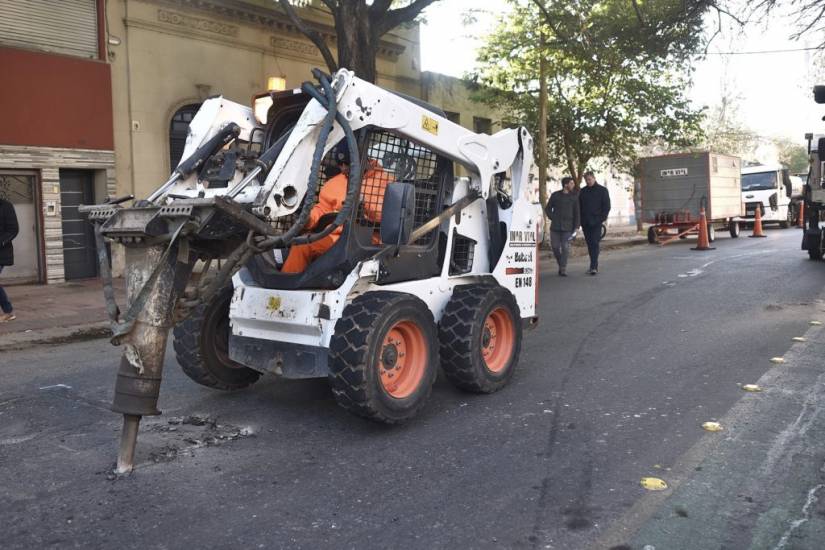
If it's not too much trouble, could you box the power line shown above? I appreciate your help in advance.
[704,46,821,55]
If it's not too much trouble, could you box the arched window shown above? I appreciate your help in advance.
[169,103,201,169]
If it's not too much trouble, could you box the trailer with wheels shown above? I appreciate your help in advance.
[639,152,743,245]
[80,68,542,472]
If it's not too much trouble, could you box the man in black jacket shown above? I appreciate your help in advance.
[578,171,611,275]
[545,176,580,276]
[0,196,19,322]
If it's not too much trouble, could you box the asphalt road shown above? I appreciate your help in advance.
[2,227,825,550]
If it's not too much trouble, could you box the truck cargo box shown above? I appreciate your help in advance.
[640,152,743,223]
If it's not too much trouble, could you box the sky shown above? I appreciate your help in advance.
[419,1,824,147]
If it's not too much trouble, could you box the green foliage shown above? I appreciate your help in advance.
[471,0,708,181]
[775,138,809,173]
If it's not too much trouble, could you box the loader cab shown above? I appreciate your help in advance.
[246,89,455,290]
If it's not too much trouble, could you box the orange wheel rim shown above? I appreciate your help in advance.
[379,320,428,398]
[481,307,515,373]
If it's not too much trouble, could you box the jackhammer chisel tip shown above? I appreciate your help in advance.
[115,414,141,474]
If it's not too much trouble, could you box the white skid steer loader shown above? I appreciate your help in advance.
[81,69,541,473]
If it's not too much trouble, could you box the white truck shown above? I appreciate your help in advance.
[738,164,803,228]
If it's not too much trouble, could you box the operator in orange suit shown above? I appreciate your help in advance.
[281,145,391,273]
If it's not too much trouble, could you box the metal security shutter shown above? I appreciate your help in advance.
[0,0,98,59]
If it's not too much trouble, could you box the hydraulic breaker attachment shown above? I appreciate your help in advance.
[112,243,195,473]
[79,69,349,473]
[81,198,258,473]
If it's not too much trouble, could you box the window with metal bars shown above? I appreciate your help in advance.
[269,130,446,248]
[355,129,443,247]
[449,231,476,275]
[169,104,202,170]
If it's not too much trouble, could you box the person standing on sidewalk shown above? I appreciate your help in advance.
[579,171,611,275]
[0,196,19,322]
[545,177,580,276]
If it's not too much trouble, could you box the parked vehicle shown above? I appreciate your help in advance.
[802,117,825,261]
[639,152,744,244]
[735,164,802,229]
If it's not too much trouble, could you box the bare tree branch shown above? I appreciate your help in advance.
[711,4,745,26]
[704,10,722,54]
[530,0,564,40]
[378,0,440,35]
[796,2,825,35]
[277,0,339,72]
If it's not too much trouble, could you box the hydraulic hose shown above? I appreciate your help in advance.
[256,69,362,249]
[289,73,362,246]
[258,70,339,249]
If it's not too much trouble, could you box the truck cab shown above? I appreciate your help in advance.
[737,164,801,228]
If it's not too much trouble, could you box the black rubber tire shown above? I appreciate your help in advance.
[328,292,438,424]
[809,237,824,260]
[647,226,658,244]
[438,285,522,393]
[707,225,716,243]
[729,221,740,238]
[172,287,261,390]
[779,207,792,229]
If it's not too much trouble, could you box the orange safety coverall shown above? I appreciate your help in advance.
[281,162,391,273]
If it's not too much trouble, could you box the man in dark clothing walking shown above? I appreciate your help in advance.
[0,197,19,322]
[578,171,611,275]
[545,177,580,276]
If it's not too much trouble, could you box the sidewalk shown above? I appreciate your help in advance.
[0,278,123,351]
[621,316,825,549]
[0,229,648,350]
[539,224,649,259]
[572,225,648,256]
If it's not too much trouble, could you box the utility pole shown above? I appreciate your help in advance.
[538,31,549,209]
[537,31,550,246]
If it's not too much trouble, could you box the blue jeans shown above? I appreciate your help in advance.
[0,265,12,313]
[581,223,602,270]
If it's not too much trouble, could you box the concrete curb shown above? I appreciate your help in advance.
[539,236,649,260]
[0,322,112,352]
[578,236,649,254]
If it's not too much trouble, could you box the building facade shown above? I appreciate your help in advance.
[1,0,507,284]
[0,0,116,284]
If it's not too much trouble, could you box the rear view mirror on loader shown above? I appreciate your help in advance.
[782,169,793,198]
[380,182,416,246]
[815,85,825,104]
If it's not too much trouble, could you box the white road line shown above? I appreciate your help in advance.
[773,483,825,550]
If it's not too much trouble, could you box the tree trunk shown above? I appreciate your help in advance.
[537,35,549,209]
[335,2,378,82]
[562,129,581,188]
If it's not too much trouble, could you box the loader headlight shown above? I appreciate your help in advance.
[253,94,273,125]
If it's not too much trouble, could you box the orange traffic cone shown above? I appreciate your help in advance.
[692,207,715,251]
[750,205,767,238]
[798,201,805,229]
